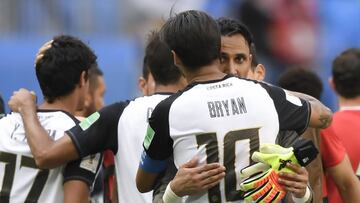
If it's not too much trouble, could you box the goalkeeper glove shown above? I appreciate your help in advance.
[239,139,318,203]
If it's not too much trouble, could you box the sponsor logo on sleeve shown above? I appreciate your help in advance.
[143,125,155,150]
[79,112,100,131]
[80,153,101,173]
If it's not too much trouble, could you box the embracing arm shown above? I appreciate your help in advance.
[64,180,90,203]
[289,91,332,129]
[9,89,79,168]
[136,168,161,193]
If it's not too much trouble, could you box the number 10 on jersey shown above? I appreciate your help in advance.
[196,128,260,202]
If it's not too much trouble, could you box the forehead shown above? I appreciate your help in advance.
[221,34,250,54]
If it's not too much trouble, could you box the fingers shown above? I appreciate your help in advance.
[201,171,225,189]
[199,165,225,181]
[240,162,269,178]
[35,40,53,65]
[181,157,199,168]
[278,177,307,190]
[279,164,308,183]
[285,163,308,175]
[8,88,37,112]
[193,162,224,173]
[278,166,307,198]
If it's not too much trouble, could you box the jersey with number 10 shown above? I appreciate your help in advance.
[0,110,100,203]
[143,75,310,203]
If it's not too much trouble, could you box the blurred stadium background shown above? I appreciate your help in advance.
[0,0,359,112]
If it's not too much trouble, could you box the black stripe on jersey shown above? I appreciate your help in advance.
[145,92,184,160]
[258,82,310,135]
[67,101,129,158]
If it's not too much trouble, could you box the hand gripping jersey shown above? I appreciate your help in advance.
[0,110,101,203]
[141,75,310,203]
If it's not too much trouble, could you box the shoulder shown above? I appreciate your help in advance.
[152,91,183,115]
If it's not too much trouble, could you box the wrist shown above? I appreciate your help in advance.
[292,186,311,203]
[163,182,182,203]
[19,103,37,116]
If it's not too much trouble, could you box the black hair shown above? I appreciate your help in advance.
[0,94,4,115]
[144,31,182,85]
[35,35,97,102]
[160,10,221,70]
[142,55,151,80]
[278,67,323,100]
[332,48,360,98]
[88,64,103,93]
[216,17,254,48]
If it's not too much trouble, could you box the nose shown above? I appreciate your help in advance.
[227,61,238,76]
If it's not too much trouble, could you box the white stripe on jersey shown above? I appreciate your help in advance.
[0,111,76,203]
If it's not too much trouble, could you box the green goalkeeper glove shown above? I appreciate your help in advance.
[239,139,318,203]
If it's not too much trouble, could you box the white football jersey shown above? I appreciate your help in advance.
[0,110,101,203]
[116,93,171,203]
[144,75,310,203]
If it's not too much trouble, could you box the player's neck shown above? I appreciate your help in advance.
[185,60,226,84]
[155,83,184,93]
[39,94,78,115]
[338,95,360,108]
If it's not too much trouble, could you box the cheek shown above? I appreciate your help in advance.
[95,97,104,110]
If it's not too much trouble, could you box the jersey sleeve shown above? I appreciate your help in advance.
[320,127,346,168]
[259,82,311,134]
[140,95,178,173]
[66,101,129,158]
[63,152,103,188]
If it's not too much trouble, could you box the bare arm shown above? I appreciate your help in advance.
[327,154,360,202]
[289,91,332,129]
[63,180,90,203]
[9,88,79,168]
[136,168,161,193]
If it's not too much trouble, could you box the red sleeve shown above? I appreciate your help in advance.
[320,127,346,168]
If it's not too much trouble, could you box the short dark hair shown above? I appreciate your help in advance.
[35,35,97,102]
[88,64,103,93]
[0,94,4,115]
[144,31,182,85]
[332,48,360,98]
[278,67,323,100]
[217,17,254,48]
[160,10,220,70]
[142,55,151,80]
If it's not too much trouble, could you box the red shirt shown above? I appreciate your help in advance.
[321,109,360,203]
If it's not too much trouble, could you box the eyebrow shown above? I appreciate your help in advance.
[235,53,247,58]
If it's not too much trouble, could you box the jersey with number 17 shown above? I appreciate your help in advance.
[0,110,101,203]
[142,75,310,203]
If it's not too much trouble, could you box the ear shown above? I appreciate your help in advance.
[254,64,266,81]
[138,77,148,95]
[328,77,336,91]
[172,50,183,68]
[79,71,87,87]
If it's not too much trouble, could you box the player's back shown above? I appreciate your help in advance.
[0,110,78,203]
[116,93,171,203]
[147,75,310,202]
